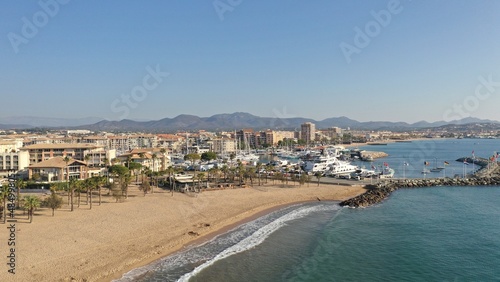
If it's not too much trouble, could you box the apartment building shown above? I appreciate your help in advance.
[21,143,107,165]
[28,156,88,182]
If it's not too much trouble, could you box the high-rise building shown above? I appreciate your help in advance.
[301,122,316,144]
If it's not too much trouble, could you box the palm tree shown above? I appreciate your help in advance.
[126,155,132,169]
[63,156,71,204]
[246,167,256,186]
[151,153,158,194]
[196,172,205,192]
[15,178,26,209]
[265,163,274,184]
[211,167,220,187]
[284,167,290,186]
[1,183,10,223]
[43,190,63,216]
[166,166,175,195]
[102,157,109,168]
[256,163,262,186]
[139,179,151,196]
[69,178,79,211]
[236,161,244,186]
[96,176,106,206]
[121,174,132,199]
[315,172,322,186]
[84,154,91,179]
[23,195,40,223]
[221,165,229,182]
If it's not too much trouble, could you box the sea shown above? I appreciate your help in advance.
[115,139,500,282]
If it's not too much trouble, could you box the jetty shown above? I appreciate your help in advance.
[340,159,500,208]
[360,150,388,161]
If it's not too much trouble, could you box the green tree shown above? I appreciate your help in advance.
[1,184,9,223]
[128,162,142,183]
[69,178,80,211]
[315,172,322,186]
[152,153,158,194]
[255,163,262,186]
[109,182,123,203]
[166,166,175,195]
[246,167,256,186]
[221,165,229,182]
[43,191,63,216]
[108,165,130,177]
[63,156,71,204]
[184,153,201,163]
[299,173,307,186]
[284,167,290,186]
[23,195,40,223]
[195,172,205,192]
[210,167,220,187]
[201,151,217,161]
[126,155,132,169]
[265,163,274,184]
[236,162,244,186]
[15,178,27,209]
[139,180,151,196]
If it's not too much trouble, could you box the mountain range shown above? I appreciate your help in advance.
[1,112,496,132]
[0,113,498,132]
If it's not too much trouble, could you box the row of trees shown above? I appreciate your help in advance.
[1,155,325,223]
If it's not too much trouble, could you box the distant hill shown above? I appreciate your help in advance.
[76,112,500,132]
[1,113,498,132]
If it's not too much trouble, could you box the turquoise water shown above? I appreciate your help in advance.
[116,139,500,282]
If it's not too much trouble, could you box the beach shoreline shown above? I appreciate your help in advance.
[1,183,366,282]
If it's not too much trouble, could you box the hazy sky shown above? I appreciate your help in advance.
[2,1,500,123]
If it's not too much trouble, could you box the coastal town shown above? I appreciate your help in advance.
[1,121,499,181]
[0,120,499,281]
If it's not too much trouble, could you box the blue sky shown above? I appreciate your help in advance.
[1,0,500,123]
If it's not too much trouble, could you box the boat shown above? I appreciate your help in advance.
[326,160,359,177]
[430,159,445,172]
[172,172,193,180]
[350,168,377,178]
[303,154,337,174]
[421,169,430,174]
[379,167,395,179]
[430,167,444,172]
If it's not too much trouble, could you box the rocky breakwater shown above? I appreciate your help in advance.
[359,150,388,161]
[340,163,500,208]
[339,183,398,208]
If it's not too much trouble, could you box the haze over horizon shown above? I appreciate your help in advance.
[2,1,500,124]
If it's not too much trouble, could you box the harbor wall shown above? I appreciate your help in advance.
[340,163,500,208]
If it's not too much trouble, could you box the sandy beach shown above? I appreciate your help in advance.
[0,183,366,282]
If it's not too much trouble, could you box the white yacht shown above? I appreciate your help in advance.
[326,160,359,177]
[303,154,337,174]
